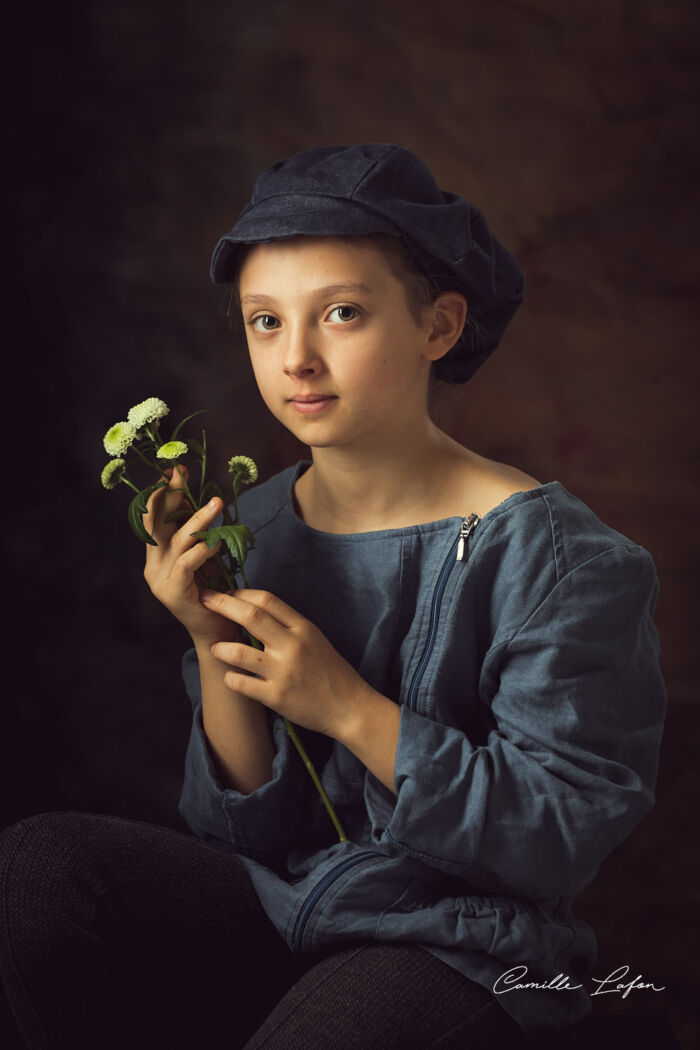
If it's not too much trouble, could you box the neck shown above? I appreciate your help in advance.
[297,421,468,532]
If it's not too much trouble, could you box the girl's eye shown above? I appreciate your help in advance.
[248,305,359,332]
[328,305,359,323]
[250,314,279,332]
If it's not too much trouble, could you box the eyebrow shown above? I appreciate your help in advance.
[239,282,373,306]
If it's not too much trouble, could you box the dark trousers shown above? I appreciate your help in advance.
[0,811,533,1049]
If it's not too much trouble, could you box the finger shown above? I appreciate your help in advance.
[223,670,269,704]
[210,640,267,675]
[159,464,192,519]
[230,590,301,630]
[200,590,290,646]
[170,497,222,555]
[143,495,184,555]
[174,537,223,577]
[144,471,190,535]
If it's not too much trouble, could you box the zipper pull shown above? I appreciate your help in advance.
[456,513,480,561]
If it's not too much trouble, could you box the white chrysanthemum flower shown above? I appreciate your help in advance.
[227,455,258,485]
[103,421,138,456]
[127,397,170,430]
[156,440,189,461]
[100,459,126,490]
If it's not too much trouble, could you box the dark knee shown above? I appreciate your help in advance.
[0,811,112,905]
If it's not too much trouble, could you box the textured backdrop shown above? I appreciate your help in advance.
[4,2,698,1047]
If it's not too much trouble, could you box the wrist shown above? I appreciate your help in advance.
[334,684,401,796]
[192,624,241,656]
[335,681,388,748]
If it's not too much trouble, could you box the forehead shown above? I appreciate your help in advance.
[237,236,395,290]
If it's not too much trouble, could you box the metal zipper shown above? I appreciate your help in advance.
[291,515,480,955]
[291,850,385,954]
[406,514,480,712]
[456,512,480,561]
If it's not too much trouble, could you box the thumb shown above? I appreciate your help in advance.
[167,462,189,490]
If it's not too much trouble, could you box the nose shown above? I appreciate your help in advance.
[283,324,322,378]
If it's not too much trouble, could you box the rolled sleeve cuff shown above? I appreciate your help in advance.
[384,705,477,868]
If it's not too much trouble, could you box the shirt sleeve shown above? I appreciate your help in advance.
[383,544,667,899]
[177,647,313,861]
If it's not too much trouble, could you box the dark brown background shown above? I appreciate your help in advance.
[4,1,698,1047]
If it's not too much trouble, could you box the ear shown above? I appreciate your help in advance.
[422,292,468,363]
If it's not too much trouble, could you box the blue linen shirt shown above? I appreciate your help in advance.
[178,461,666,1037]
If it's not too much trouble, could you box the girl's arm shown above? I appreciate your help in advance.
[331,690,401,795]
[194,641,275,794]
[143,471,317,857]
[142,474,276,795]
[377,544,667,900]
[202,587,404,796]
[178,645,316,858]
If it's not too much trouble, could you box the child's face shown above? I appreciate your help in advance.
[237,236,438,451]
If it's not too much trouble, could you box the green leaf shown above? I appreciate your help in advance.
[221,502,235,528]
[171,409,206,441]
[128,493,155,545]
[127,479,167,545]
[191,524,255,568]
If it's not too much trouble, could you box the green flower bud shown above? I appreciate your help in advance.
[100,459,127,490]
[156,440,189,461]
[227,455,258,485]
[103,421,138,456]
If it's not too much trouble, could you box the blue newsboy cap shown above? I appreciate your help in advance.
[211,143,525,382]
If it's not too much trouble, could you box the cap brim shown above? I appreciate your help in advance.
[210,195,403,282]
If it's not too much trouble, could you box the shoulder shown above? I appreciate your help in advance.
[463,450,650,572]
[479,477,653,569]
[468,470,542,521]
[535,482,656,584]
[464,474,658,636]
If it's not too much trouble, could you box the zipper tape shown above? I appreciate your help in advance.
[407,514,479,711]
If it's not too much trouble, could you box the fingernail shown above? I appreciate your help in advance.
[208,498,219,508]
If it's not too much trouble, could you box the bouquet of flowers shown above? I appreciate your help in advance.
[101,396,347,841]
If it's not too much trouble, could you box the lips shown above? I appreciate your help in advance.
[288,394,338,415]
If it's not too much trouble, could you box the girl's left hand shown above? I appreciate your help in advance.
[201,588,373,741]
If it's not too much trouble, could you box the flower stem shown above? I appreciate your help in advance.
[199,430,207,505]
[214,552,237,592]
[282,719,348,842]
[132,442,161,474]
[174,464,199,514]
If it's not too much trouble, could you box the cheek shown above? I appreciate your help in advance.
[248,349,272,389]
[248,354,280,410]
[368,359,391,393]
[367,351,411,391]
[347,358,389,399]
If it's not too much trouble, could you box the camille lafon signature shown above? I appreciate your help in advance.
[492,964,666,998]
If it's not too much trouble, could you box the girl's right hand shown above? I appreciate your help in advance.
[142,465,243,647]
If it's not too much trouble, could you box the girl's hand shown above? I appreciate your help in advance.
[202,589,376,741]
[142,465,242,647]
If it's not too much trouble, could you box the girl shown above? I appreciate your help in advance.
[0,144,666,1049]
